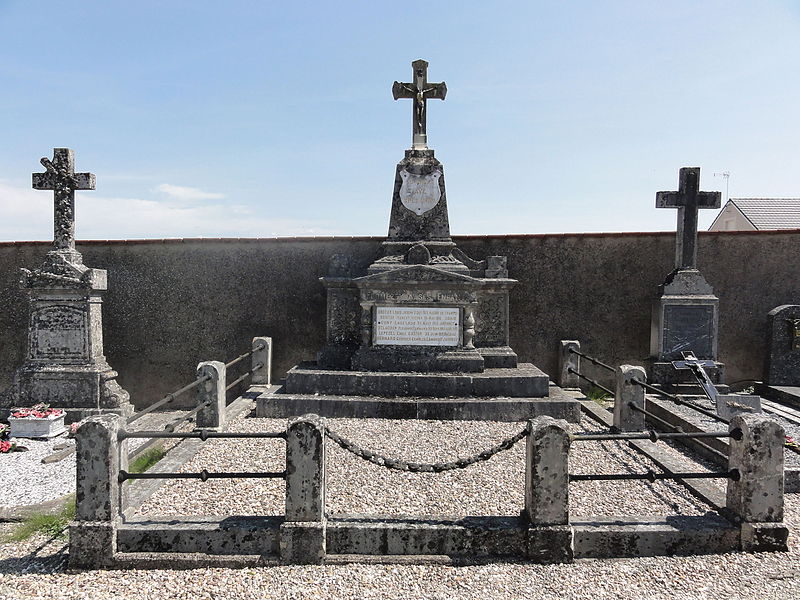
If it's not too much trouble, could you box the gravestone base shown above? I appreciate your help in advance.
[478,346,519,369]
[649,360,725,387]
[351,346,485,373]
[755,383,800,410]
[1,253,132,421]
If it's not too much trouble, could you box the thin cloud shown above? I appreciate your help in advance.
[155,183,225,201]
[0,181,341,241]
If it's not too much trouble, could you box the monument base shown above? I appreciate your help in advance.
[253,361,580,422]
[351,346,485,373]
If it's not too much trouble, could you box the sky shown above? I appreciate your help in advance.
[1,1,799,241]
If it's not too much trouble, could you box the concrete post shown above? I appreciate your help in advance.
[613,365,647,432]
[525,416,573,563]
[69,414,126,568]
[251,336,272,385]
[281,414,326,564]
[726,414,788,551]
[196,361,226,429]
[558,341,580,389]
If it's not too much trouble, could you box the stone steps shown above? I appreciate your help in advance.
[284,362,549,398]
[253,383,581,422]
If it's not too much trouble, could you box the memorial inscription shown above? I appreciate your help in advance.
[374,306,460,346]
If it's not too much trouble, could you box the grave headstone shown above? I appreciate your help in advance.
[650,167,724,386]
[757,305,800,407]
[255,60,580,422]
[1,149,132,422]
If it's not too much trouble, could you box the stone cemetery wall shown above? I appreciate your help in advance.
[1,230,798,409]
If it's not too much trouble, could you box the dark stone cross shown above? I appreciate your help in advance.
[392,59,447,150]
[32,148,95,252]
[656,167,720,269]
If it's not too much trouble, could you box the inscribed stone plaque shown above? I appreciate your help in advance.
[374,306,460,346]
[663,305,713,360]
[399,169,441,216]
[31,306,87,359]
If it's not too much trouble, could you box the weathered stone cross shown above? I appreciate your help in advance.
[32,148,95,252]
[656,167,720,269]
[393,59,447,150]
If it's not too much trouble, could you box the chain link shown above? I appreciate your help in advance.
[323,426,529,473]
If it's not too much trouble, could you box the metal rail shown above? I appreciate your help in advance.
[119,469,285,483]
[631,378,729,424]
[225,363,263,392]
[567,367,614,396]
[119,429,286,441]
[224,342,266,370]
[568,348,615,373]
[127,374,212,425]
[572,428,742,442]
[570,468,740,482]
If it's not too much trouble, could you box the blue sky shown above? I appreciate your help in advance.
[1,1,798,241]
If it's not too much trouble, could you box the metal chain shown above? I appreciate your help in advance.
[324,426,529,473]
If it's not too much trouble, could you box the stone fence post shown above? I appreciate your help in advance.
[613,365,646,432]
[69,414,126,569]
[196,361,226,429]
[251,336,272,386]
[726,414,788,551]
[525,415,573,563]
[558,341,580,389]
[281,414,326,564]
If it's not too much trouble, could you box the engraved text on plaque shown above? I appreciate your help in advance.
[374,306,460,346]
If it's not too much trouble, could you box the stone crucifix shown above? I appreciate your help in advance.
[392,59,447,150]
[32,148,95,253]
[656,167,721,270]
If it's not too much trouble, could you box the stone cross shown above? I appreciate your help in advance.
[32,148,96,252]
[656,167,720,269]
[392,59,447,150]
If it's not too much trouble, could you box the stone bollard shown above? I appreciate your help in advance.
[69,414,126,569]
[613,365,647,432]
[726,414,788,552]
[281,414,326,564]
[196,361,226,429]
[558,341,581,389]
[251,336,272,386]
[525,416,573,563]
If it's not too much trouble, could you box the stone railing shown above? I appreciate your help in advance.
[68,408,787,568]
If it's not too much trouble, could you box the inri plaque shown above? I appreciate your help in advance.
[374,306,460,346]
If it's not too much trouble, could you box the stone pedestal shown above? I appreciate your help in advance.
[3,250,132,422]
[649,268,724,385]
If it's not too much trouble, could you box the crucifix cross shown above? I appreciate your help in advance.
[32,148,95,252]
[392,59,447,150]
[656,167,720,269]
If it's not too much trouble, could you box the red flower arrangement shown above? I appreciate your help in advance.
[10,403,65,419]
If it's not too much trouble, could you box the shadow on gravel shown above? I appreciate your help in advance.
[0,533,68,575]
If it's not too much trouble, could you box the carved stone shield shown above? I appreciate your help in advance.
[399,169,441,216]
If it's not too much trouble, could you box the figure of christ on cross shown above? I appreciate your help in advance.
[393,59,447,150]
[656,167,721,270]
[32,148,95,253]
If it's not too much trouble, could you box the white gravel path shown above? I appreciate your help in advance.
[0,411,187,509]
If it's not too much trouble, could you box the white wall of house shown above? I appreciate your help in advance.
[709,202,756,231]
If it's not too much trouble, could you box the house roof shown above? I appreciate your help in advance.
[727,198,800,230]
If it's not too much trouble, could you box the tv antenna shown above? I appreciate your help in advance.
[714,171,730,203]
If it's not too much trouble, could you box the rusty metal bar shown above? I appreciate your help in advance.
[631,378,729,424]
[572,428,742,442]
[127,374,212,425]
[119,429,286,441]
[567,347,615,373]
[119,469,285,483]
[567,367,614,396]
[224,342,267,370]
[569,468,740,482]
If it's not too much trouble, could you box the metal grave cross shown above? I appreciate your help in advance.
[671,351,719,403]
[392,59,447,150]
[32,148,96,252]
[656,167,720,270]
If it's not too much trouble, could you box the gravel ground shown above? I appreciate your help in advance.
[0,411,188,509]
[0,409,797,599]
[135,416,711,518]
